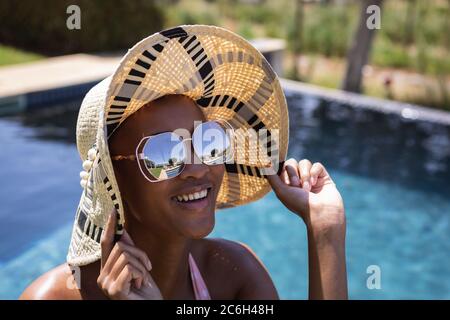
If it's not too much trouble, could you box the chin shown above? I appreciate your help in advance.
[183,214,215,239]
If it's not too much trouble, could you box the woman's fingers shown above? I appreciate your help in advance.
[121,229,153,270]
[103,240,152,274]
[266,158,298,193]
[310,162,324,186]
[100,209,117,269]
[284,158,301,187]
[98,232,154,298]
[268,158,331,193]
[266,168,286,194]
[267,158,311,192]
[108,264,144,299]
[298,159,312,191]
[108,251,150,287]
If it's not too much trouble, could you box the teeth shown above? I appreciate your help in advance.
[175,189,209,202]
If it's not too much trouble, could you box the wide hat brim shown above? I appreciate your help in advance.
[68,25,289,266]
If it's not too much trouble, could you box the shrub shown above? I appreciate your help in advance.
[288,3,355,58]
[0,0,164,55]
[372,36,411,69]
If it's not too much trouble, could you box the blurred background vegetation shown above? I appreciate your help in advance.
[0,0,449,109]
[0,0,165,55]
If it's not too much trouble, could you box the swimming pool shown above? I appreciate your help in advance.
[0,92,449,299]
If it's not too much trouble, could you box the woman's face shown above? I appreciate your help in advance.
[109,95,225,239]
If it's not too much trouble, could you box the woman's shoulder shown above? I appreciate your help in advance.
[200,238,261,264]
[19,263,82,300]
[195,238,279,299]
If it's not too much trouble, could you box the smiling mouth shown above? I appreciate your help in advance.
[175,189,208,202]
[171,187,213,210]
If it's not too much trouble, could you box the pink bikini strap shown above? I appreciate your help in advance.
[188,253,211,300]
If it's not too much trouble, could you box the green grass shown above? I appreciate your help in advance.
[0,45,43,67]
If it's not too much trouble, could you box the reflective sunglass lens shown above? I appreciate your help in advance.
[193,121,233,165]
[141,132,186,181]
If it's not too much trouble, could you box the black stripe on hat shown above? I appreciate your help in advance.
[113,96,131,102]
[196,96,212,107]
[77,208,103,242]
[124,79,142,85]
[142,50,156,61]
[176,35,216,97]
[129,68,146,78]
[110,104,127,110]
[124,79,142,86]
[136,58,151,70]
[160,26,188,39]
[225,163,277,179]
[106,41,169,137]
[196,94,271,131]
[153,43,165,53]
[95,227,103,243]
[77,208,87,231]
[224,161,284,178]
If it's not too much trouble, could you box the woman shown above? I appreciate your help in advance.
[20,25,347,300]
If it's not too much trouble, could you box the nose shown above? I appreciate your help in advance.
[178,140,209,180]
[178,163,209,180]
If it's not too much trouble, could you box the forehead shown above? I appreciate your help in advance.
[126,95,205,133]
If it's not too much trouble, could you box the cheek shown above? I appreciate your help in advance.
[211,164,225,181]
[114,162,171,215]
[132,180,172,213]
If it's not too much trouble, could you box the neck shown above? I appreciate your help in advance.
[125,215,192,299]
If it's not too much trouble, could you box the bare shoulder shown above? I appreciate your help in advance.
[199,238,279,299]
[19,263,82,300]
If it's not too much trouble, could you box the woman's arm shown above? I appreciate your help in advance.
[267,158,348,300]
[307,223,348,299]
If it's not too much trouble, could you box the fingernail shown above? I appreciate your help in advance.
[303,181,310,191]
[147,260,152,271]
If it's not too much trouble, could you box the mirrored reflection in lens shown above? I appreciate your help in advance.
[193,121,233,165]
[142,132,186,180]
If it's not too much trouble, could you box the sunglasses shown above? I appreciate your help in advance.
[111,120,234,182]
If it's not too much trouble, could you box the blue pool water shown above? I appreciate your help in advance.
[0,93,449,299]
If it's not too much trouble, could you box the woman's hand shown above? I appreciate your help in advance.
[268,158,348,299]
[97,210,163,300]
[267,158,345,233]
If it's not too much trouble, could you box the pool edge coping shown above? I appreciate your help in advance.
[281,78,450,126]
[1,75,450,126]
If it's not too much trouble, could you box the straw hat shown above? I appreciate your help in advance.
[67,25,289,266]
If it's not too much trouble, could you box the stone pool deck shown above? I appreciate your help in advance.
[0,53,121,97]
[0,53,121,114]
